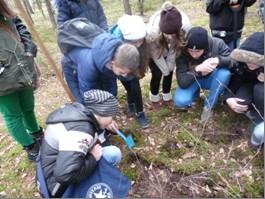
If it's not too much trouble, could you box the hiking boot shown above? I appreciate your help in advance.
[200,107,213,123]
[126,103,136,117]
[24,141,40,162]
[136,112,149,129]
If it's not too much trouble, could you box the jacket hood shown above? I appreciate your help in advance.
[231,32,264,66]
[91,33,122,71]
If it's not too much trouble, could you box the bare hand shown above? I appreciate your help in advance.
[226,98,248,113]
[106,120,119,133]
[90,144,102,161]
[195,62,215,76]
[34,77,40,91]
[206,57,219,68]
[257,72,264,82]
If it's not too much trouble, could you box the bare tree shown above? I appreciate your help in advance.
[123,0,132,15]
[138,0,144,16]
[44,0,57,28]
[35,0,46,18]
[24,0,34,14]
[22,0,34,23]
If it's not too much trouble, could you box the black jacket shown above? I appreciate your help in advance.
[206,0,256,42]
[12,16,37,57]
[176,37,231,88]
[223,62,263,100]
[40,103,100,197]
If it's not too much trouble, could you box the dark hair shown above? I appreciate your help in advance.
[137,40,149,78]
[0,0,16,18]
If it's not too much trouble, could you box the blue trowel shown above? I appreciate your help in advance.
[115,129,135,149]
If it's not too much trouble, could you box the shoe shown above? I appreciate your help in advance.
[126,103,136,117]
[24,141,40,161]
[136,112,149,129]
[200,107,213,123]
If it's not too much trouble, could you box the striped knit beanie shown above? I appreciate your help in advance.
[83,89,119,117]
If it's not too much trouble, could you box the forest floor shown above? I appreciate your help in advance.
[0,0,264,198]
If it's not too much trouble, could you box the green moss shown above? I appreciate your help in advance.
[123,167,139,181]
[174,159,210,175]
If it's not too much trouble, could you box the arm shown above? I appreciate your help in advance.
[56,3,71,26]
[176,54,202,88]
[217,40,232,67]
[96,0,108,31]
[206,0,230,14]
[12,16,37,57]
[53,131,98,185]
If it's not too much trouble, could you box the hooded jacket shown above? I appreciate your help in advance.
[146,9,192,76]
[223,32,264,100]
[55,0,108,31]
[41,103,100,197]
[176,36,232,88]
[68,33,122,97]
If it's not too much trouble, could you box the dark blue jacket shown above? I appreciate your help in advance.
[55,0,108,31]
[68,33,122,98]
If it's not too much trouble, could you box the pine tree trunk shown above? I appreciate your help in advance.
[123,0,132,15]
[138,0,144,16]
[35,0,46,19]
[22,0,34,24]
[44,0,57,28]
[24,0,34,14]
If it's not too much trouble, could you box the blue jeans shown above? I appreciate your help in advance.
[174,68,231,109]
[251,122,264,147]
[102,145,121,166]
[61,56,83,103]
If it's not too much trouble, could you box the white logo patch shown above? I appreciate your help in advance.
[86,183,113,198]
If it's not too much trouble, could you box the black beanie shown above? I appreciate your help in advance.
[186,27,209,50]
[159,7,182,34]
[240,32,264,55]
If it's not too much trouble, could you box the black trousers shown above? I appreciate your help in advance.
[234,82,264,123]
[149,59,173,95]
[120,78,143,113]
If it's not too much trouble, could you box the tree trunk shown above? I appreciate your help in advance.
[22,0,34,24]
[35,0,46,19]
[24,0,34,14]
[44,0,57,29]
[138,0,144,16]
[123,0,132,15]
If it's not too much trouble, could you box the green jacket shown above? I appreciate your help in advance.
[0,17,36,96]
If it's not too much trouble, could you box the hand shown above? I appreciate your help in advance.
[106,120,119,133]
[226,98,248,113]
[90,144,102,161]
[34,77,40,91]
[206,57,219,68]
[257,72,264,82]
[195,62,215,76]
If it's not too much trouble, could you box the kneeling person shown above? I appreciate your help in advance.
[40,90,121,197]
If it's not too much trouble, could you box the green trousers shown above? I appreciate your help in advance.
[0,89,40,147]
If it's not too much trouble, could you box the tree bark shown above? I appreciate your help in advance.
[35,0,46,19]
[44,0,57,29]
[123,0,132,15]
[22,0,34,24]
[138,0,144,16]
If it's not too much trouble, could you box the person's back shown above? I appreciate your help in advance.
[55,0,108,30]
